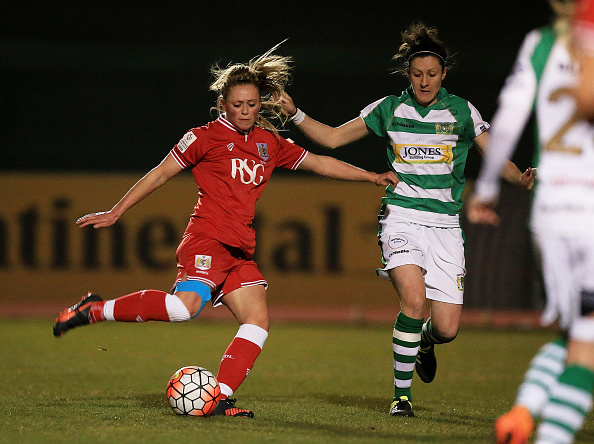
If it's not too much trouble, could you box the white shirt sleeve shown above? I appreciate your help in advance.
[474,30,541,202]
[469,101,490,137]
[360,96,388,118]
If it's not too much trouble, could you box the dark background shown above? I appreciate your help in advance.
[2,1,553,175]
[1,1,555,312]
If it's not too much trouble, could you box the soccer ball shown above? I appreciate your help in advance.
[166,366,221,416]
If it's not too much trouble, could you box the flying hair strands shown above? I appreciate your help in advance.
[209,40,292,134]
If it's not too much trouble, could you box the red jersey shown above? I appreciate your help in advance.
[170,115,308,258]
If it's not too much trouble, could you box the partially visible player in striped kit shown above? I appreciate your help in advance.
[467,1,594,442]
[281,22,534,417]
[52,43,399,418]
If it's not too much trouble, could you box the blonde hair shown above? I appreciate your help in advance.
[392,22,452,76]
[210,41,292,134]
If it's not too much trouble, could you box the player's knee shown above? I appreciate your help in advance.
[433,325,458,343]
[439,332,457,344]
[184,299,203,318]
[242,309,270,331]
[253,315,270,332]
[399,297,426,319]
[240,305,270,331]
[175,280,212,318]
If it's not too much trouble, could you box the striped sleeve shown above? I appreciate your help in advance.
[170,147,189,168]
[275,137,309,170]
[169,129,204,168]
[361,96,391,139]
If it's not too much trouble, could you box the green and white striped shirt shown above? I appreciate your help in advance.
[361,87,489,227]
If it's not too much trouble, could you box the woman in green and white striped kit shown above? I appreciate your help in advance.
[281,21,534,417]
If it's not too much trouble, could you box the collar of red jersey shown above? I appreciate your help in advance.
[218,114,254,136]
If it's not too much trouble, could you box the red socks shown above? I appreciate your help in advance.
[216,324,269,399]
[90,289,170,323]
[217,337,262,398]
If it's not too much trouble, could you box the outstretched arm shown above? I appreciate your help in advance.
[280,92,370,149]
[467,132,535,226]
[77,153,183,229]
[473,132,535,191]
[298,152,398,188]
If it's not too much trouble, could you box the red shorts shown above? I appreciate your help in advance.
[175,234,267,306]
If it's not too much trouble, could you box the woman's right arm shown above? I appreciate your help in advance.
[77,153,183,229]
[280,92,370,149]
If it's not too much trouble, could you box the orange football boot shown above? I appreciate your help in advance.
[495,405,534,444]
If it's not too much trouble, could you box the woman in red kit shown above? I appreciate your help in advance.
[52,44,399,417]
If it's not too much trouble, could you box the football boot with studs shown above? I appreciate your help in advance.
[53,292,103,337]
[212,398,254,418]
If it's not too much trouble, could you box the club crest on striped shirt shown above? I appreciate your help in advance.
[435,122,455,135]
[256,143,269,161]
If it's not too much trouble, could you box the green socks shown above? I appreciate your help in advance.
[392,312,424,401]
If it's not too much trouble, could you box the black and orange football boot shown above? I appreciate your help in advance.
[53,292,103,337]
[212,398,254,418]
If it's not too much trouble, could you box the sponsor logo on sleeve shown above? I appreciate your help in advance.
[177,131,197,153]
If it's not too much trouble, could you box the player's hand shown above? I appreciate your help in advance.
[375,171,399,188]
[76,211,118,229]
[519,167,536,190]
[465,194,500,226]
[279,92,297,117]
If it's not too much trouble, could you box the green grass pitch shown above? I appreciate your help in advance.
[1,319,593,443]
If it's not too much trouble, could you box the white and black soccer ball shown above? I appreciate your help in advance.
[166,366,221,416]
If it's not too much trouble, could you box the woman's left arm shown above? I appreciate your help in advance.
[473,132,535,190]
[298,152,399,188]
